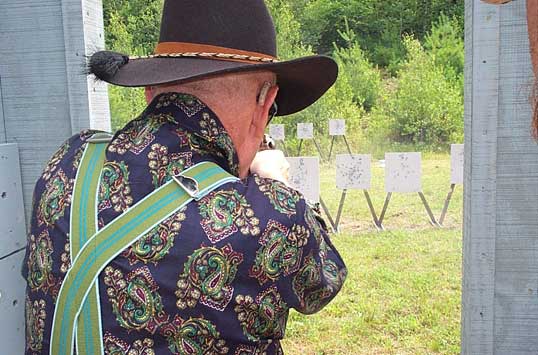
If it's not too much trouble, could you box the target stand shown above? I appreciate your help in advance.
[332,154,380,231]
[319,197,337,233]
[438,184,457,225]
[378,153,440,229]
[377,191,439,229]
[327,119,352,160]
[334,189,381,232]
[268,124,289,155]
[328,136,353,160]
[275,140,289,156]
[297,138,325,160]
[438,144,464,226]
[296,122,325,159]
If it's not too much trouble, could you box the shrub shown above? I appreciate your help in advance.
[105,7,154,130]
[368,37,463,146]
[424,14,464,90]
[267,0,364,154]
[333,21,382,111]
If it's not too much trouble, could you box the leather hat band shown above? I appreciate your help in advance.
[129,42,279,64]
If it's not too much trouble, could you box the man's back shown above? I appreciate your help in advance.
[23,93,346,354]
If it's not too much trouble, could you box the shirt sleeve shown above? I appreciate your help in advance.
[279,197,347,315]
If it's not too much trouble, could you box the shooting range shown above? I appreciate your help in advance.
[1,0,538,353]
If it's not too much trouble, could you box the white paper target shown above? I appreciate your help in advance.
[286,157,320,202]
[269,124,285,141]
[297,123,314,139]
[385,152,422,193]
[450,144,464,185]
[336,154,371,190]
[329,119,346,136]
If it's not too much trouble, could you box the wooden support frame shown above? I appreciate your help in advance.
[277,140,289,156]
[333,189,381,232]
[327,135,353,161]
[377,191,439,229]
[438,183,457,225]
[297,138,325,160]
[319,197,336,233]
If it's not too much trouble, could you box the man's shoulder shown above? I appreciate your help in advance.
[38,129,104,183]
[222,174,305,222]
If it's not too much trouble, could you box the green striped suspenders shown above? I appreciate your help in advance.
[51,133,238,355]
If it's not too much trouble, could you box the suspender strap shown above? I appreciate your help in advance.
[51,137,238,355]
[69,141,108,355]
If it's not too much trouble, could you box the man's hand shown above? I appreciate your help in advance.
[250,150,289,184]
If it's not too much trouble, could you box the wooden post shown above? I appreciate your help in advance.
[0,0,110,218]
[0,144,26,354]
[463,1,538,354]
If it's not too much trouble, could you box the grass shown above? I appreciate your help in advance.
[282,152,462,355]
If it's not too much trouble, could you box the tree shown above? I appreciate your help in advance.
[296,0,463,69]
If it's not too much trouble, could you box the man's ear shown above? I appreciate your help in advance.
[251,85,279,137]
[144,86,153,104]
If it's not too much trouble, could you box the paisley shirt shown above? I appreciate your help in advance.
[23,92,347,355]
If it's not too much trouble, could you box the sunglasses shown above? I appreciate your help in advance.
[268,101,278,123]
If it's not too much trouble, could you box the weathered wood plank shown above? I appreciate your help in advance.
[462,1,500,354]
[494,2,538,353]
[0,144,27,258]
[0,250,26,354]
[0,0,110,219]
[0,76,5,144]
[464,1,538,354]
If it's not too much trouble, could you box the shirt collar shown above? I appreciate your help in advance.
[139,92,240,176]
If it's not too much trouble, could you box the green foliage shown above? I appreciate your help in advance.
[266,0,363,153]
[266,0,312,60]
[103,0,162,130]
[108,86,147,131]
[333,21,382,111]
[297,0,463,69]
[103,0,163,54]
[102,0,464,148]
[368,37,463,146]
[424,14,464,89]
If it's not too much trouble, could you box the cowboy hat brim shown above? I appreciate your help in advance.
[93,54,338,116]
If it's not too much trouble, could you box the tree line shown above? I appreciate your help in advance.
[103,0,464,151]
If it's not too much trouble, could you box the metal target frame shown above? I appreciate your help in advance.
[377,153,440,229]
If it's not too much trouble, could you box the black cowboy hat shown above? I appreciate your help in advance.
[88,0,338,116]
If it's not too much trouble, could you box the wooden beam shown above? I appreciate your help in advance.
[0,0,110,219]
[463,1,538,353]
[462,1,500,354]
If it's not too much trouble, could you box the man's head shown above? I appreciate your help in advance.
[88,0,338,117]
[144,71,278,178]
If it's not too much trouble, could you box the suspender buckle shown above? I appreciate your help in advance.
[173,174,200,199]
[87,132,114,143]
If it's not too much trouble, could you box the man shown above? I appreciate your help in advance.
[23,1,347,354]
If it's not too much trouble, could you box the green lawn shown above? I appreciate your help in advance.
[282,153,462,355]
